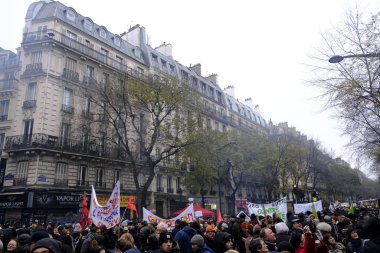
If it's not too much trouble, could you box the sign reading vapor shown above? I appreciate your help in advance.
[143,204,195,231]
[90,181,120,228]
[248,198,287,221]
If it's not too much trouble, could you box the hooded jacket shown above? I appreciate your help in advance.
[173,226,197,253]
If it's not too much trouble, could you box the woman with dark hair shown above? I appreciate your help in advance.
[323,234,345,253]
[248,238,268,253]
[4,239,21,253]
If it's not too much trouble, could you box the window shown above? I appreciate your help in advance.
[65,9,76,21]
[206,118,211,130]
[101,72,109,88]
[84,39,93,48]
[65,57,77,71]
[156,175,162,191]
[16,161,29,181]
[167,176,172,192]
[116,56,123,70]
[56,162,68,182]
[26,82,37,101]
[151,54,158,64]
[114,170,120,184]
[0,133,5,151]
[99,28,107,39]
[81,129,90,151]
[176,177,181,192]
[78,165,87,186]
[0,100,9,121]
[191,77,198,89]
[201,82,207,93]
[217,91,222,103]
[83,96,91,116]
[209,86,214,99]
[86,65,94,80]
[114,37,121,47]
[62,88,73,113]
[101,48,109,63]
[66,30,77,40]
[31,51,42,64]
[23,119,33,144]
[95,167,104,187]
[83,19,93,31]
[60,123,71,146]
[161,60,167,71]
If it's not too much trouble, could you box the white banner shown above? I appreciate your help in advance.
[248,198,287,221]
[143,204,195,231]
[294,200,323,214]
[90,181,120,228]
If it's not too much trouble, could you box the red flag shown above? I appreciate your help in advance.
[80,193,90,229]
[127,195,138,218]
[216,209,223,224]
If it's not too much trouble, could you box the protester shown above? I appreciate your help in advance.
[173,221,197,253]
[248,238,269,253]
[190,234,213,253]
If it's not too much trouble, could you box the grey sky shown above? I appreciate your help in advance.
[1,0,380,172]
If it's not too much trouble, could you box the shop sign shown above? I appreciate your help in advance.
[34,193,82,208]
[0,193,26,209]
[96,195,133,206]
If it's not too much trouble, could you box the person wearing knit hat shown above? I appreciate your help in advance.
[30,229,50,245]
[159,232,173,253]
[190,234,213,253]
[203,225,216,250]
[31,238,62,253]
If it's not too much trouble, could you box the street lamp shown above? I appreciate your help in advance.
[329,53,380,63]
[215,141,237,214]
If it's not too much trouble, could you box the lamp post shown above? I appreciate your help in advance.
[216,141,236,214]
[329,53,380,63]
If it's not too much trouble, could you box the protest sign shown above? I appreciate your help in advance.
[294,200,323,214]
[90,181,120,228]
[143,203,195,231]
[248,198,287,221]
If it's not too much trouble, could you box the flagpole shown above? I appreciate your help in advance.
[119,207,128,227]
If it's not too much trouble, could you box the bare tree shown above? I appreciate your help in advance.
[310,8,380,174]
[82,72,199,213]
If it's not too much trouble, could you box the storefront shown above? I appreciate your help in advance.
[0,192,28,225]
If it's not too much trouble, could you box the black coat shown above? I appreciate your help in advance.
[363,235,380,253]
[276,233,290,245]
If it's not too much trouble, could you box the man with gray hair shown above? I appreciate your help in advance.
[274,222,290,245]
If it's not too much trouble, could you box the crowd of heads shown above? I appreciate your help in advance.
[0,205,379,253]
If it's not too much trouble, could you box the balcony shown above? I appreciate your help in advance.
[62,68,79,82]
[95,181,107,188]
[61,104,74,114]
[83,76,97,86]
[23,100,36,109]
[13,177,27,186]
[23,63,43,76]
[157,187,164,192]
[55,178,68,186]
[22,30,150,81]
[168,188,174,193]
[76,180,89,187]
[4,133,132,162]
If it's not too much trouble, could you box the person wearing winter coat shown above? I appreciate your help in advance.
[213,232,233,253]
[190,234,213,253]
[173,222,197,253]
[362,217,380,253]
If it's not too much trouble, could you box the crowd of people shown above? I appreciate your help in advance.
[0,207,379,253]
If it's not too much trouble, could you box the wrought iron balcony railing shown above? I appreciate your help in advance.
[95,181,107,188]
[0,115,8,121]
[23,100,36,108]
[22,30,151,81]
[4,133,131,162]
[62,68,79,82]
[61,104,74,114]
[24,63,43,75]
[55,178,68,186]
[76,180,89,187]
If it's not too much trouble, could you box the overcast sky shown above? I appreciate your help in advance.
[1,0,380,173]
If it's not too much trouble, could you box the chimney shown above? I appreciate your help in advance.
[206,73,218,85]
[121,25,146,47]
[155,42,173,58]
[224,85,235,98]
[254,105,260,113]
[190,63,202,76]
[244,98,254,109]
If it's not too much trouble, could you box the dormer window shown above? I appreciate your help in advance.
[99,28,107,39]
[114,37,121,47]
[65,9,76,22]
[83,19,93,31]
